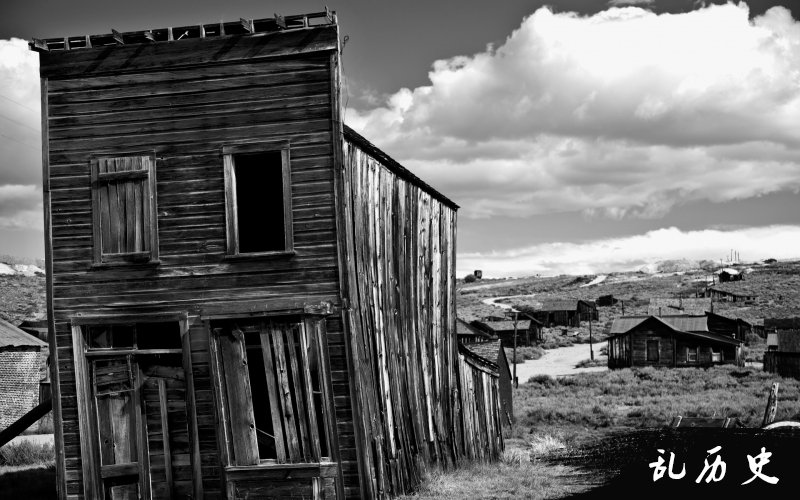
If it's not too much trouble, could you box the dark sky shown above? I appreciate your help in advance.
[0,0,798,275]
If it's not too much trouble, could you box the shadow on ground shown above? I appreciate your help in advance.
[0,465,56,498]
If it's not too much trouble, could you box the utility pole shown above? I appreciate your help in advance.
[588,312,594,361]
[512,310,519,388]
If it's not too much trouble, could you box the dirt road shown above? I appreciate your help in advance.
[512,344,607,383]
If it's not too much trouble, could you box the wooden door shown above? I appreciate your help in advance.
[92,356,147,500]
[91,354,191,500]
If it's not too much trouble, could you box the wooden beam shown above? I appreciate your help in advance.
[0,399,52,448]
[30,38,49,51]
[240,18,254,33]
[111,29,124,45]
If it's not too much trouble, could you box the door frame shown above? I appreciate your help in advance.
[71,312,193,500]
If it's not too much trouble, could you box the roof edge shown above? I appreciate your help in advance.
[343,125,459,210]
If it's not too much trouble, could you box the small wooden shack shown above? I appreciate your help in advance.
[456,318,493,344]
[607,315,743,369]
[462,340,513,426]
[471,317,542,346]
[529,299,596,327]
[706,285,758,304]
[763,317,800,379]
[718,268,743,283]
[32,11,501,500]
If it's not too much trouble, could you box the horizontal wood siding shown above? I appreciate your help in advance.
[43,48,345,499]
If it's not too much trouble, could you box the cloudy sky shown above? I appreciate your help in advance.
[1,0,799,276]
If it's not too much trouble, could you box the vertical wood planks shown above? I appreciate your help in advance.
[218,329,259,466]
[340,137,501,497]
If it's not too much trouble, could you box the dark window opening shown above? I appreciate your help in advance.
[86,322,181,351]
[137,322,182,350]
[245,331,278,460]
[234,152,286,253]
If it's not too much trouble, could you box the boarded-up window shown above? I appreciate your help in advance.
[686,347,698,363]
[646,339,659,362]
[223,143,293,256]
[212,318,330,466]
[91,154,158,264]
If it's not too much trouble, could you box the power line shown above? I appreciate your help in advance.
[0,93,37,114]
[0,133,40,151]
[0,113,39,134]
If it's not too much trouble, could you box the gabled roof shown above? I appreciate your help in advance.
[719,268,741,275]
[0,318,48,348]
[456,318,493,339]
[462,340,510,379]
[607,315,741,346]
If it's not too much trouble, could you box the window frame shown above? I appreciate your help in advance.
[90,151,159,266]
[209,315,336,469]
[687,346,698,363]
[222,142,294,258]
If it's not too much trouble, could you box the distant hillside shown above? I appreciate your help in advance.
[0,275,46,325]
[457,259,800,325]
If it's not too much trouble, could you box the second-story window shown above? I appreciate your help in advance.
[223,142,293,257]
[90,153,158,264]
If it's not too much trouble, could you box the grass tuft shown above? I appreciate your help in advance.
[0,441,55,467]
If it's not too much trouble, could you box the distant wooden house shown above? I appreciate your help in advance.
[472,317,542,346]
[31,10,501,499]
[648,298,711,316]
[529,299,596,327]
[705,312,755,342]
[597,294,618,307]
[462,340,513,426]
[457,318,494,344]
[706,285,758,304]
[763,317,800,379]
[474,270,483,279]
[0,318,49,430]
[607,315,743,369]
[718,268,743,283]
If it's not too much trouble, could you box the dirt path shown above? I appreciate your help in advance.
[480,294,538,309]
[512,344,607,383]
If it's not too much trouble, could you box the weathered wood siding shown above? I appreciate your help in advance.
[39,29,358,499]
[456,351,503,461]
[339,137,462,497]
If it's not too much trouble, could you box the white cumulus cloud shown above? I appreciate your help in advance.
[347,3,800,220]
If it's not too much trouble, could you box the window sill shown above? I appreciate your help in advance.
[224,250,295,261]
[90,259,161,270]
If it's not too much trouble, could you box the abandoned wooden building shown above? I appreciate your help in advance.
[763,317,800,379]
[607,315,743,369]
[32,11,501,500]
[0,318,49,430]
[718,268,743,283]
[471,316,543,346]
[528,299,597,327]
[456,318,493,344]
[705,285,758,304]
[461,340,513,426]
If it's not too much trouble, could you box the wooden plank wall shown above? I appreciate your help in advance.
[41,45,356,498]
[456,353,503,462]
[340,140,501,497]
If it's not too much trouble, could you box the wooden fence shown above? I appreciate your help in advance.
[764,352,800,379]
